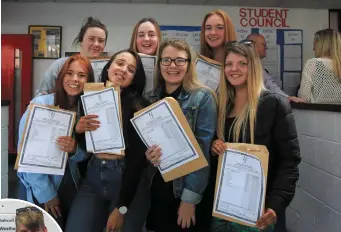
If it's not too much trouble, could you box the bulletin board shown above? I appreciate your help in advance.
[161,26,303,96]
[236,27,303,96]
[160,26,201,53]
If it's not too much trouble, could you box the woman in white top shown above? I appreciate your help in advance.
[298,28,341,103]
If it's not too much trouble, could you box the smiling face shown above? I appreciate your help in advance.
[107,52,137,88]
[205,14,225,49]
[136,21,159,55]
[224,52,248,88]
[160,45,189,86]
[80,27,106,57]
[62,60,88,96]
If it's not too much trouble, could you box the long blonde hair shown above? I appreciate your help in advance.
[200,9,237,59]
[314,28,341,80]
[217,43,264,144]
[129,18,162,56]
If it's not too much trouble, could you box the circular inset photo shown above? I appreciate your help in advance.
[0,198,62,232]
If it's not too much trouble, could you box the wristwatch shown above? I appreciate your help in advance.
[118,206,128,215]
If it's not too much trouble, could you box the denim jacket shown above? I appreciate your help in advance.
[146,86,217,204]
[17,94,88,204]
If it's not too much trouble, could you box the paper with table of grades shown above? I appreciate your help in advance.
[140,55,157,93]
[131,100,199,174]
[81,88,125,153]
[18,105,75,175]
[84,90,122,154]
[213,149,265,226]
[195,58,221,91]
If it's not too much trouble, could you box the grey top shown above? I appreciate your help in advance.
[263,68,288,98]
[35,57,69,97]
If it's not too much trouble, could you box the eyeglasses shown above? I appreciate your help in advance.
[160,58,190,66]
[16,207,42,215]
[226,39,255,47]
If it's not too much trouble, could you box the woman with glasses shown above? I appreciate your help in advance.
[144,39,217,232]
[210,42,301,231]
[200,9,236,63]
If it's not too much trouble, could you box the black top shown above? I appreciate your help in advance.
[223,90,301,215]
[76,90,149,209]
[115,90,149,209]
[291,102,341,112]
[162,85,183,99]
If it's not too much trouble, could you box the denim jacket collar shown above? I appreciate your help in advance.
[150,86,190,102]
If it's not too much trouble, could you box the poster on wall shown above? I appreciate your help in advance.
[28,25,62,59]
[160,26,201,53]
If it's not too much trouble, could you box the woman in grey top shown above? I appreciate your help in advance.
[35,16,108,96]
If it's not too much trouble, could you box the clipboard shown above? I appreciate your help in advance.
[133,97,208,182]
[212,143,269,227]
[14,103,76,170]
[83,82,125,156]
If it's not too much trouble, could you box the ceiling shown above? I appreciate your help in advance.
[2,0,341,9]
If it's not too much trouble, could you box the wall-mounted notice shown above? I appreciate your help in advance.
[284,31,302,44]
[160,26,201,52]
[236,28,252,41]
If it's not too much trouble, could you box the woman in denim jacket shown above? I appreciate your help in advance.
[145,39,217,232]
[17,55,94,229]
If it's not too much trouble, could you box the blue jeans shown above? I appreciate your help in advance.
[65,157,150,232]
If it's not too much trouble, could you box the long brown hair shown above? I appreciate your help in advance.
[129,18,162,56]
[200,9,236,59]
[54,54,95,109]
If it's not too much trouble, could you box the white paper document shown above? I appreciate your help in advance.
[284,31,302,44]
[18,105,75,175]
[81,88,125,153]
[213,149,265,225]
[283,72,301,96]
[284,58,302,71]
[140,55,157,93]
[91,59,109,82]
[84,90,122,154]
[236,28,252,41]
[259,28,277,46]
[131,100,199,174]
[195,59,221,91]
[262,45,281,83]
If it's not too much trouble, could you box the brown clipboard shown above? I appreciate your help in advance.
[133,97,208,182]
[14,103,76,170]
[83,82,125,156]
[212,143,269,227]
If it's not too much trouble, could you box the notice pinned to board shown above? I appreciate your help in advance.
[160,26,201,53]
[259,28,277,46]
[236,28,252,41]
[284,31,302,44]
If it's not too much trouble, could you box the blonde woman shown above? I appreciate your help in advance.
[298,28,341,103]
[130,18,162,56]
[210,42,301,231]
[201,9,236,63]
[145,39,217,231]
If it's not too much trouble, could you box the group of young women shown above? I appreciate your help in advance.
[17,9,302,232]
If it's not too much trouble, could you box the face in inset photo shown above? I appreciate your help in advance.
[0,199,62,232]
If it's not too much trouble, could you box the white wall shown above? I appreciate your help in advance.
[2,2,329,95]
